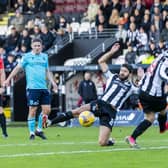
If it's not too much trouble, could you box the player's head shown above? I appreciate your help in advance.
[31,38,43,54]
[119,64,132,80]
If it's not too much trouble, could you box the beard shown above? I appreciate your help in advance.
[119,74,129,81]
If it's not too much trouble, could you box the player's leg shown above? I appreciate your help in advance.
[0,100,8,138]
[98,126,115,146]
[48,103,91,126]
[126,112,154,147]
[158,110,168,133]
[28,106,38,140]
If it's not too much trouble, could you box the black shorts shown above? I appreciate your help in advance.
[90,100,117,129]
[139,91,167,114]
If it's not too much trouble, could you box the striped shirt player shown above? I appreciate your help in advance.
[126,49,168,148]
[47,43,137,147]
[101,70,138,111]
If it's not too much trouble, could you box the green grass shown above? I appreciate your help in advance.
[0,125,168,168]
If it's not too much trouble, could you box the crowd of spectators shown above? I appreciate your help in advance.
[0,0,167,73]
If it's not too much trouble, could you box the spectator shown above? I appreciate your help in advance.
[82,0,99,23]
[27,0,39,14]
[34,16,44,27]
[99,0,113,21]
[132,0,146,18]
[10,10,25,32]
[126,22,138,49]
[149,24,160,46]
[150,0,162,15]
[151,14,163,32]
[111,0,121,12]
[44,11,56,31]
[4,53,17,76]
[125,45,137,64]
[0,0,7,13]
[115,21,127,44]
[136,26,148,53]
[133,9,142,28]
[163,0,168,11]
[14,0,28,14]
[108,9,120,28]
[40,25,54,51]
[39,0,55,13]
[161,9,168,28]
[140,12,151,34]
[78,71,97,104]
[25,20,35,36]
[148,41,158,56]
[31,25,41,39]
[16,29,31,52]
[4,27,20,53]
[96,14,108,29]
[57,16,67,31]
[156,38,167,55]
[160,20,168,42]
[120,0,133,17]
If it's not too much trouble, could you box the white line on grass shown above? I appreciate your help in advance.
[0,139,168,147]
[1,146,168,158]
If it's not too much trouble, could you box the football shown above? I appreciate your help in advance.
[78,111,95,127]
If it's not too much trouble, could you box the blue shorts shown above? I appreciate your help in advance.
[26,89,51,106]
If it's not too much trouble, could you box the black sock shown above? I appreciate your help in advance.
[51,111,73,125]
[158,113,167,132]
[107,140,115,146]
[131,119,152,140]
[0,113,7,135]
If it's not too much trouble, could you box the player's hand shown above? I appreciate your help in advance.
[0,87,5,94]
[3,79,10,87]
[110,43,120,53]
[52,83,58,93]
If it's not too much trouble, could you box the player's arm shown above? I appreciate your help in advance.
[0,64,5,94]
[46,69,58,92]
[159,59,168,82]
[3,64,22,87]
[98,43,120,73]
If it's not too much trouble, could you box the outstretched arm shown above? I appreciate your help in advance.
[98,43,120,73]
[3,64,22,87]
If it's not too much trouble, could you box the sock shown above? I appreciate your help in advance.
[37,112,43,132]
[0,113,7,136]
[131,119,152,140]
[51,111,73,125]
[158,113,167,132]
[28,117,35,135]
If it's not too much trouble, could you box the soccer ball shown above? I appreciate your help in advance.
[78,111,95,127]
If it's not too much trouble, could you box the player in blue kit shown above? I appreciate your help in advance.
[3,38,57,140]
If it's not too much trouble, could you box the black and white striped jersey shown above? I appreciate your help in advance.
[140,51,168,97]
[101,70,138,111]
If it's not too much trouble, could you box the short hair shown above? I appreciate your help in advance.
[32,38,42,44]
[121,64,133,73]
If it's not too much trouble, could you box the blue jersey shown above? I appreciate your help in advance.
[19,52,49,89]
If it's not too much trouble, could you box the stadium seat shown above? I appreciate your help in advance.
[53,0,65,5]
[70,22,80,32]
[54,5,64,14]
[78,22,91,34]
[76,3,87,12]
[64,5,76,13]
[65,0,76,4]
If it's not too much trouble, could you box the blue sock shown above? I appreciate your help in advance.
[28,117,35,135]
[37,112,43,132]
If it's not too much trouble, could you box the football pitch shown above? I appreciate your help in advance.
[0,125,168,168]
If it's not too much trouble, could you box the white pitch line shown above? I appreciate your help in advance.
[1,146,168,158]
[0,139,168,147]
